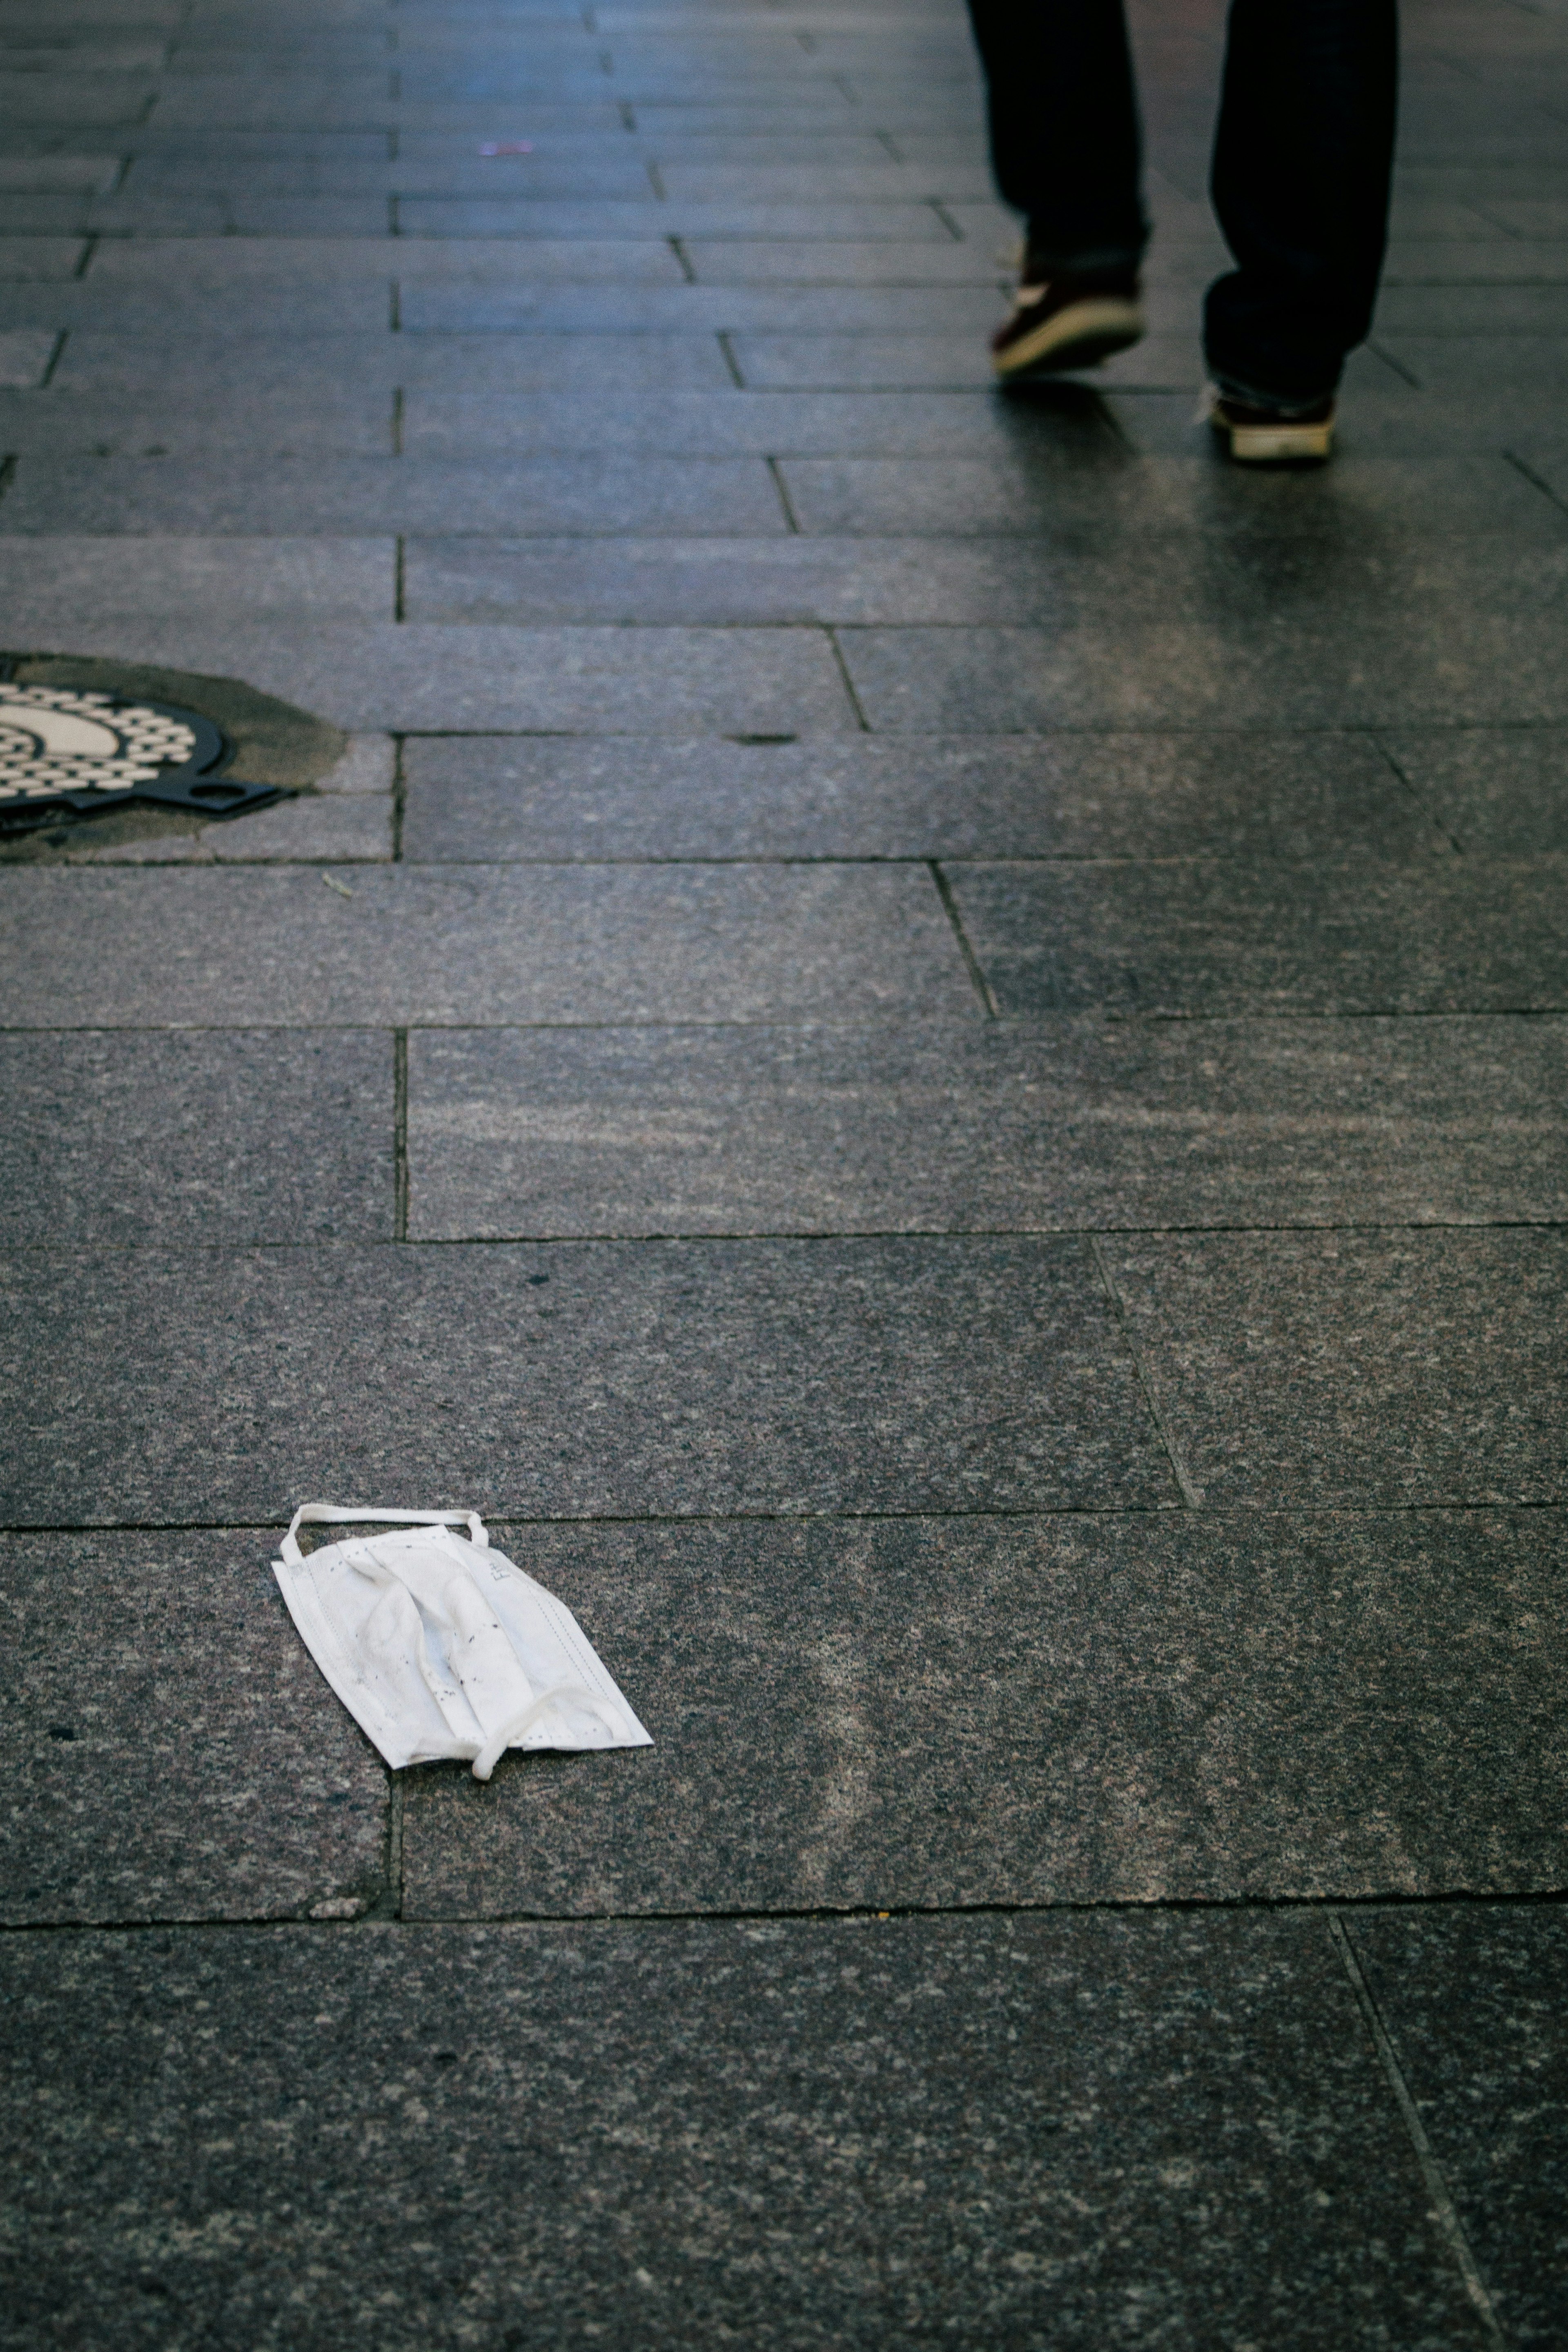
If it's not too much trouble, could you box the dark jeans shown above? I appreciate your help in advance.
[966,0,1398,403]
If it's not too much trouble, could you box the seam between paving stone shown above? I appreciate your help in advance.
[1091,1235,1203,1508]
[392,1025,409,1240]
[3,1220,1564,1248]
[6,1502,1566,1536]
[379,720,1568,733]
[4,1013,1568,1031]
[4,1894,1567,1942]
[1331,1915,1509,2349]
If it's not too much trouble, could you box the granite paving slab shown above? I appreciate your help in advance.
[0,327,60,387]
[38,790,394,865]
[1376,726,1568,853]
[0,238,87,279]
[396,281,1005,332]
[655,160,996,200]
[942,854,1568,1017]
[1471,202,1568,243]
[0,1236,1171,1524]
[83,244,647,292]
[397,731,1445,862]
[626,131,927,165]
[51,327,740,394]
[0,194,98,232]
[0,1531,389,1927]
[1350,1905,1568,2350]
[777,452,1568,541]
[395,198,956,239]
[388,105,637,134]
[1100,1227,1568,1508]
[1370,336,1568,406]
[127,82,398,131]
[214,194,396,235]
[312,734,396,795]
[1383,238,1568,282]
[249,233,696,283]
[0,1030,391,1245]
[0,87,153,129]
[403,513,1568,639]
[403,533,1115,625]
[0,390,392,458]
[125,154,659,197]
[682,240,1005,285]
[198,792,393,863]
[0,282,394,335]
[610,80,877,111]
[396,386,1116,458]
[0,453,788,535]
[0,535,392,619]
[0,862,969,1027]
[1504,440,1568,517]
[404,1015,1568,1239]
[402,1508,1568,1915]
[1375,283,1568,332]
[0,156,123,194]
[0,190,173,233]
[0,1911,1477,2351]
[1083,333,1209,391]
[0,623,860,736]
[833,546,1568,729]
[733,332,996,389]
[13,230,914,294]
[418,101,832,136]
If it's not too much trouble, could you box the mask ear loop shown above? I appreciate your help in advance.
[278,1502,489,1566]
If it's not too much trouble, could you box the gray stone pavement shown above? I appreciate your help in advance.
[1,0,1566,2341]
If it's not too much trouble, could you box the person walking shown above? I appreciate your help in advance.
[968,0,1398,461]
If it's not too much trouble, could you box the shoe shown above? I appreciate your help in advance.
[1207,387,1335,464]
[991,263,1145,383]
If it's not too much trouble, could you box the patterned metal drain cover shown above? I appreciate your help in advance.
[0,684,282,821]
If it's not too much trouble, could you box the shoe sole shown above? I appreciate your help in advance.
[992,296,1145,381]
[1215,412,1335,464]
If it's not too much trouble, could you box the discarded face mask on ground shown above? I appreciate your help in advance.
[274,1503,651,1780]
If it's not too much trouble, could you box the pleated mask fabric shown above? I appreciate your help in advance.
[273,1503,651,1780]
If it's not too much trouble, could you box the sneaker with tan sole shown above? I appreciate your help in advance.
[991,265,1145,383]
[1207,387,1335,464]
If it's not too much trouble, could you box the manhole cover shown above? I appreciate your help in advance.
[0,684,282,822]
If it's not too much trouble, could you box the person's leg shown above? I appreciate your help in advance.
[967,0,1148,271]
[1205,0,1399,408]
[968,0,1149,378]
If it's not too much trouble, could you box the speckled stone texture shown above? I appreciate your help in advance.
[1351,1907,1568,2351]
[0,863,973,1026]
[399,1510,1568,1918]
[0,1237,1174,1522]
[399,728,1450,861]
[4,0,1567,2332]
[0,1531,389,1924]
[1099,1229,1568,1506]
[0,1031,392,1244]
[832,555,1568,730]
[942,855,1568,1017]
[405,1017,1568,1238]
[0,1913,1479,2351]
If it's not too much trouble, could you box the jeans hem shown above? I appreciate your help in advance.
[1022,228,1146,277]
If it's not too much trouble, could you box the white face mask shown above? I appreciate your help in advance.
[273,1504,651,1780]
